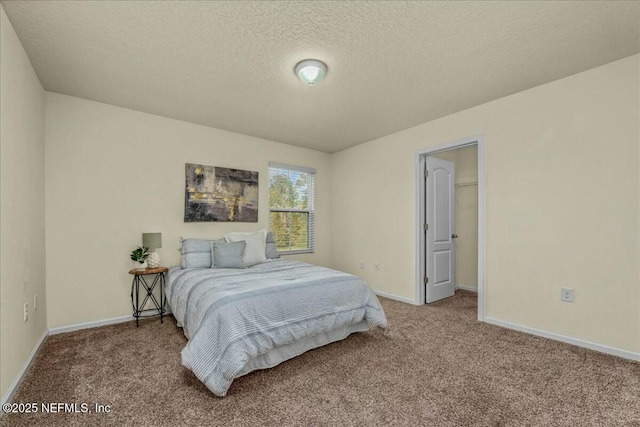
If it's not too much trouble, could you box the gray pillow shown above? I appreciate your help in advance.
[265,231,280,259]
[181,239,215,268]
[212,241,247,269]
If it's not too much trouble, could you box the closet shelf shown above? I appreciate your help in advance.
[455,181,478,187]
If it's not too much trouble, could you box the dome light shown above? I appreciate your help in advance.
[295,59,327,86]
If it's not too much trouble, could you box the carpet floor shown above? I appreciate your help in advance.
[2,291,639,426]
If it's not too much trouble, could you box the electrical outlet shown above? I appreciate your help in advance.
[374,262,380,271]
[561,287,574,303]
[359,260,365,269]
[34,294,37,311]
[23,303,28,322]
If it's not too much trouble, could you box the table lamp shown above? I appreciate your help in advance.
[142,232,162,268]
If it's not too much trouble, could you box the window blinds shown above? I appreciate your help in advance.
[268,163,315,254]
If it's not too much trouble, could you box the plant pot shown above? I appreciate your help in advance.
[134,261,148,270]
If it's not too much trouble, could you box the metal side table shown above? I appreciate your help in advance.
[129,266,167,327]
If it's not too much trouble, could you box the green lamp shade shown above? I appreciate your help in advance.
[142,232,162,249]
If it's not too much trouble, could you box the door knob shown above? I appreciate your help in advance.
[451,234,458,239]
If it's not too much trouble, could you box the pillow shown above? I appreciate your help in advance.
[212,241,247,269]
[181,238,216,268]
[225,230,267,267]
[265,231,280,259]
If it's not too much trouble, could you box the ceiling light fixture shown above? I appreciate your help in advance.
[295,59,327,86]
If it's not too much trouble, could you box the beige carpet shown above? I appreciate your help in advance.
[2,291,639,426]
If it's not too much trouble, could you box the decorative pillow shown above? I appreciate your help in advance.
[181,238,215,268]
[265,231,280,259]
[225,230,267,267]
[212,241,247,269]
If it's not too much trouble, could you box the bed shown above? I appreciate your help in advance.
[166,258,388,397]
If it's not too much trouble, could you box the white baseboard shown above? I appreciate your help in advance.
[455,285,478,292]
[484,317,640,362]
[375,290,418,305]
[1,329,48,412]
[48,314,133,335]
[48,310,172,335]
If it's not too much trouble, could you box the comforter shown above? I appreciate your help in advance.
[166,259,387,397]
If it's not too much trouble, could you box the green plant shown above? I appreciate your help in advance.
[130,246,150,264]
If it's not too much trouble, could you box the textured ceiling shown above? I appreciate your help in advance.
[3,1,639,153]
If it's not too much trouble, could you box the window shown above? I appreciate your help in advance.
[269,162,315,254]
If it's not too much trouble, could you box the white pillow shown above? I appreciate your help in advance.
[225,230,267,267]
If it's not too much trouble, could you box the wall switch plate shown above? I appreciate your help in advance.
[561,287,574,303]
[359,260,365,269]
[24,303,28,322]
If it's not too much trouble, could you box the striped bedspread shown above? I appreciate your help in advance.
[166,259,388,397]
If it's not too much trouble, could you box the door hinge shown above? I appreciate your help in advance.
[424,223,429,231]
[424,168,429,178]
[423,276,428,284]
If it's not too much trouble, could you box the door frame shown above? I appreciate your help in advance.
[414,134,485,321]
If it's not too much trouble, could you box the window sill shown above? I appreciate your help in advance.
[279,250,314,255]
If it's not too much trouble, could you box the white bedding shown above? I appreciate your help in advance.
[166,259,388,396]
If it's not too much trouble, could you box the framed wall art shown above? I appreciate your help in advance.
[184,163,258,222]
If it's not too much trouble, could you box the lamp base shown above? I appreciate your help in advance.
[147,251,160,268]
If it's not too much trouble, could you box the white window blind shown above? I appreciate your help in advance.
[268,162,315,254]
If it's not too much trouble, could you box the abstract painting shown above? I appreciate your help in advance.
[184,163,258,222]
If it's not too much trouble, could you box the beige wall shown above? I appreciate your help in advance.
[44,93,332,328]
[0,6,47,400]
[332,55,640,354]
[431,146,478,289]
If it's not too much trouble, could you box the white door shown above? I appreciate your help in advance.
[425,156,456,303]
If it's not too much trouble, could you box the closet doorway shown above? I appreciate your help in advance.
[415,135,485,321]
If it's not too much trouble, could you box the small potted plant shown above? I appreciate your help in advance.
[130,246,150,270]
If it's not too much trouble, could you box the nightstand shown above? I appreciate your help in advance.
[129,266,167,327]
